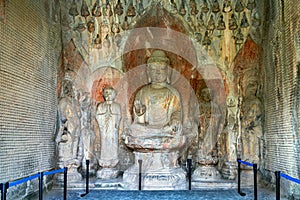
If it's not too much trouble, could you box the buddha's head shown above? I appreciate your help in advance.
[103,86,116,102]
[146,50,171,84]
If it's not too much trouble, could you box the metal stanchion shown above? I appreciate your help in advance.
[138,159,142,191]
[187,159,192,190]
[237,159,246,196]
[253,164,258,200]
[39,172,44,200]
[63,167,68,200]
[1,182,8,200]
[81,160,90,197]
[275,171,281,200]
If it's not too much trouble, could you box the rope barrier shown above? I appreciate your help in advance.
[44,168,65,176]
[1,168,67,200]
[238,160,254,167]
[8,174,40,188]
[276,171,300,200]
[280,173,300,184]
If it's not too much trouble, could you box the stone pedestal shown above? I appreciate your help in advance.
[192,165,221,181]
[55,167,82,184]
[192,157,221,181]
[97,168,119,179]
[221,161,237,180]
[123,151,187,190]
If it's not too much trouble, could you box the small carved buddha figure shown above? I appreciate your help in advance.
[234,28,244,44]
[240,12,249,28]
[202,31,211,46]
[235,0,244,13]
[201,0,209,13]
[229,14,238,30]
[96,86,122,179]
[189,0,199,15]
[87,19,95,33]
[179,0,186,16]
[126,0,136,17]
[211,0,220,13]
[69,0,79,19]
[207,15,216,31]
[92,0,101,17]
[81,0,90,19]
[222,0,232,13]
[104,2,113,17]
[115,0,124,16]
[246,0,256,11]
[217,15,226,30]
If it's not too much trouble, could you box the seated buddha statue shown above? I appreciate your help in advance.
[124,50,185,151]
[123,50,188,190]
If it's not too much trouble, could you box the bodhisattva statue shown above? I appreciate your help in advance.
[123,50,186,190]
[241,81,262,163]
[193,88,221,181]
[56,80,82,182]
[78,91,96,174]
[96,86,121,179]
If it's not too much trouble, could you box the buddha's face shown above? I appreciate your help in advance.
[103,87,116,101]
[148,62,168,83]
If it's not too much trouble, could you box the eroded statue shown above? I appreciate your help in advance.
[78,91,96,174]
[241,80,262,163]
[96,86,121,179]
[56,80,82,182]
[193,88,221,181]
[123,50,187,190]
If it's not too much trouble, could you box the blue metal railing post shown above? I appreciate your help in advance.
[63,167,68,200]
[1,182,8,200]
[187,158,192,190]
[237,159,241,194]
[275,171,281,200]
[80,160,90,197]
[253,164,258,200]
[39,172,44,200]
[138,159,142,191]
[86,160,89,194]
[237,159,246,196]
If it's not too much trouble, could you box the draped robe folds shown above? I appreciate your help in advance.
[96,101,121,167]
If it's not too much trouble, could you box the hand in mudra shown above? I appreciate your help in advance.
[134,100,146,116]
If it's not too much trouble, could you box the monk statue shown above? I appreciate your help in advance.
[123,50,187,190]
[96,86,121,179]
[56,80,82,182]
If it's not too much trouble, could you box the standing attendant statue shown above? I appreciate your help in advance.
[241,81,262,163]
[56,80,82,182]
[96,86,122,179]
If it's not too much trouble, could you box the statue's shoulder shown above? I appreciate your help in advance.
[135,85,151,97]
[96,102,107,114]
[111,102,122,113]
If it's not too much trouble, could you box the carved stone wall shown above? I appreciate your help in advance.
[56,0,266,182]
[0,0,61,198]
[262,0,300,197]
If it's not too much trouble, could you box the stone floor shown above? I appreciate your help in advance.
[43,188,281,200]
[41,177,285,200]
